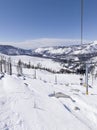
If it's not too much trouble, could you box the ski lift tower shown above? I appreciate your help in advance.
[81,0,89,95]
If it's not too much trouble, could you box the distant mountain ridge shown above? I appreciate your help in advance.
[0,41,97,61]
[1,41,97,73]
[33,42,97,60]
[0,45,32,56]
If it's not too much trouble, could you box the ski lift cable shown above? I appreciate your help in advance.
[81,0,84,46]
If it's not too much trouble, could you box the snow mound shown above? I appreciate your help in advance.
[0,67,97,130]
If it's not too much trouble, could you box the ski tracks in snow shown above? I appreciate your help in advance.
[0,75,28,130]
[1,74,97,130]
[59,94,97,130]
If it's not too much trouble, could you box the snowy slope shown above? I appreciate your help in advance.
[11,55,65,72]
[1,42,97,130]
[1,41,97,70]
[33,41,97,60]
[0,66,97,130]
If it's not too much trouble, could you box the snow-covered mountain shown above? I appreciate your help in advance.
[34,41,97,57]
[1,41,97,73]
[1,41,97,130]
[1,41,97,57]
[0,45,32,56]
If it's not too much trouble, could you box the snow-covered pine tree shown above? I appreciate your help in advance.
[33,69,36,79]
[0,56,3,74]
[9,59,12,75]
[17,59,23,76]
[7,57,12,75]
[4,58,6,73]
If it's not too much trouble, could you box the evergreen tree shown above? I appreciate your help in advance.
[17,59,23,76]
[7,58,12,75]
[0,56,3,73]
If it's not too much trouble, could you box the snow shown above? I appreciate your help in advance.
[72,41,97,55]
[10,55,65,72]
[34,46,73,55]
[48,47,72,55]
[0,57,97,130]
[35,47,53,54]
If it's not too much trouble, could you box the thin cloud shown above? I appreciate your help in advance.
[0,38,92,49]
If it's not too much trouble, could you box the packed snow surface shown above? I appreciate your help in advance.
[0,64,97,130]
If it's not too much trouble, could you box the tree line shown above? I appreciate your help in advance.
[0,56,22,76]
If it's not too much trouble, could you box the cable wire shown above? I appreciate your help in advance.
[81,0,84,46]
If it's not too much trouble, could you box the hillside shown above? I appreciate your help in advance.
[0,50,97,130]
[0,45,32,56]
[0,41,97,73]
[0,67,97,130]
[1,41,97,60]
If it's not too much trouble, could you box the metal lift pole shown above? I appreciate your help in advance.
[81,0,89,95]
[86,63,88,95]
[81,0,84,46]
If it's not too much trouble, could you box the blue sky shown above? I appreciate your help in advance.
[0,0,97,43]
